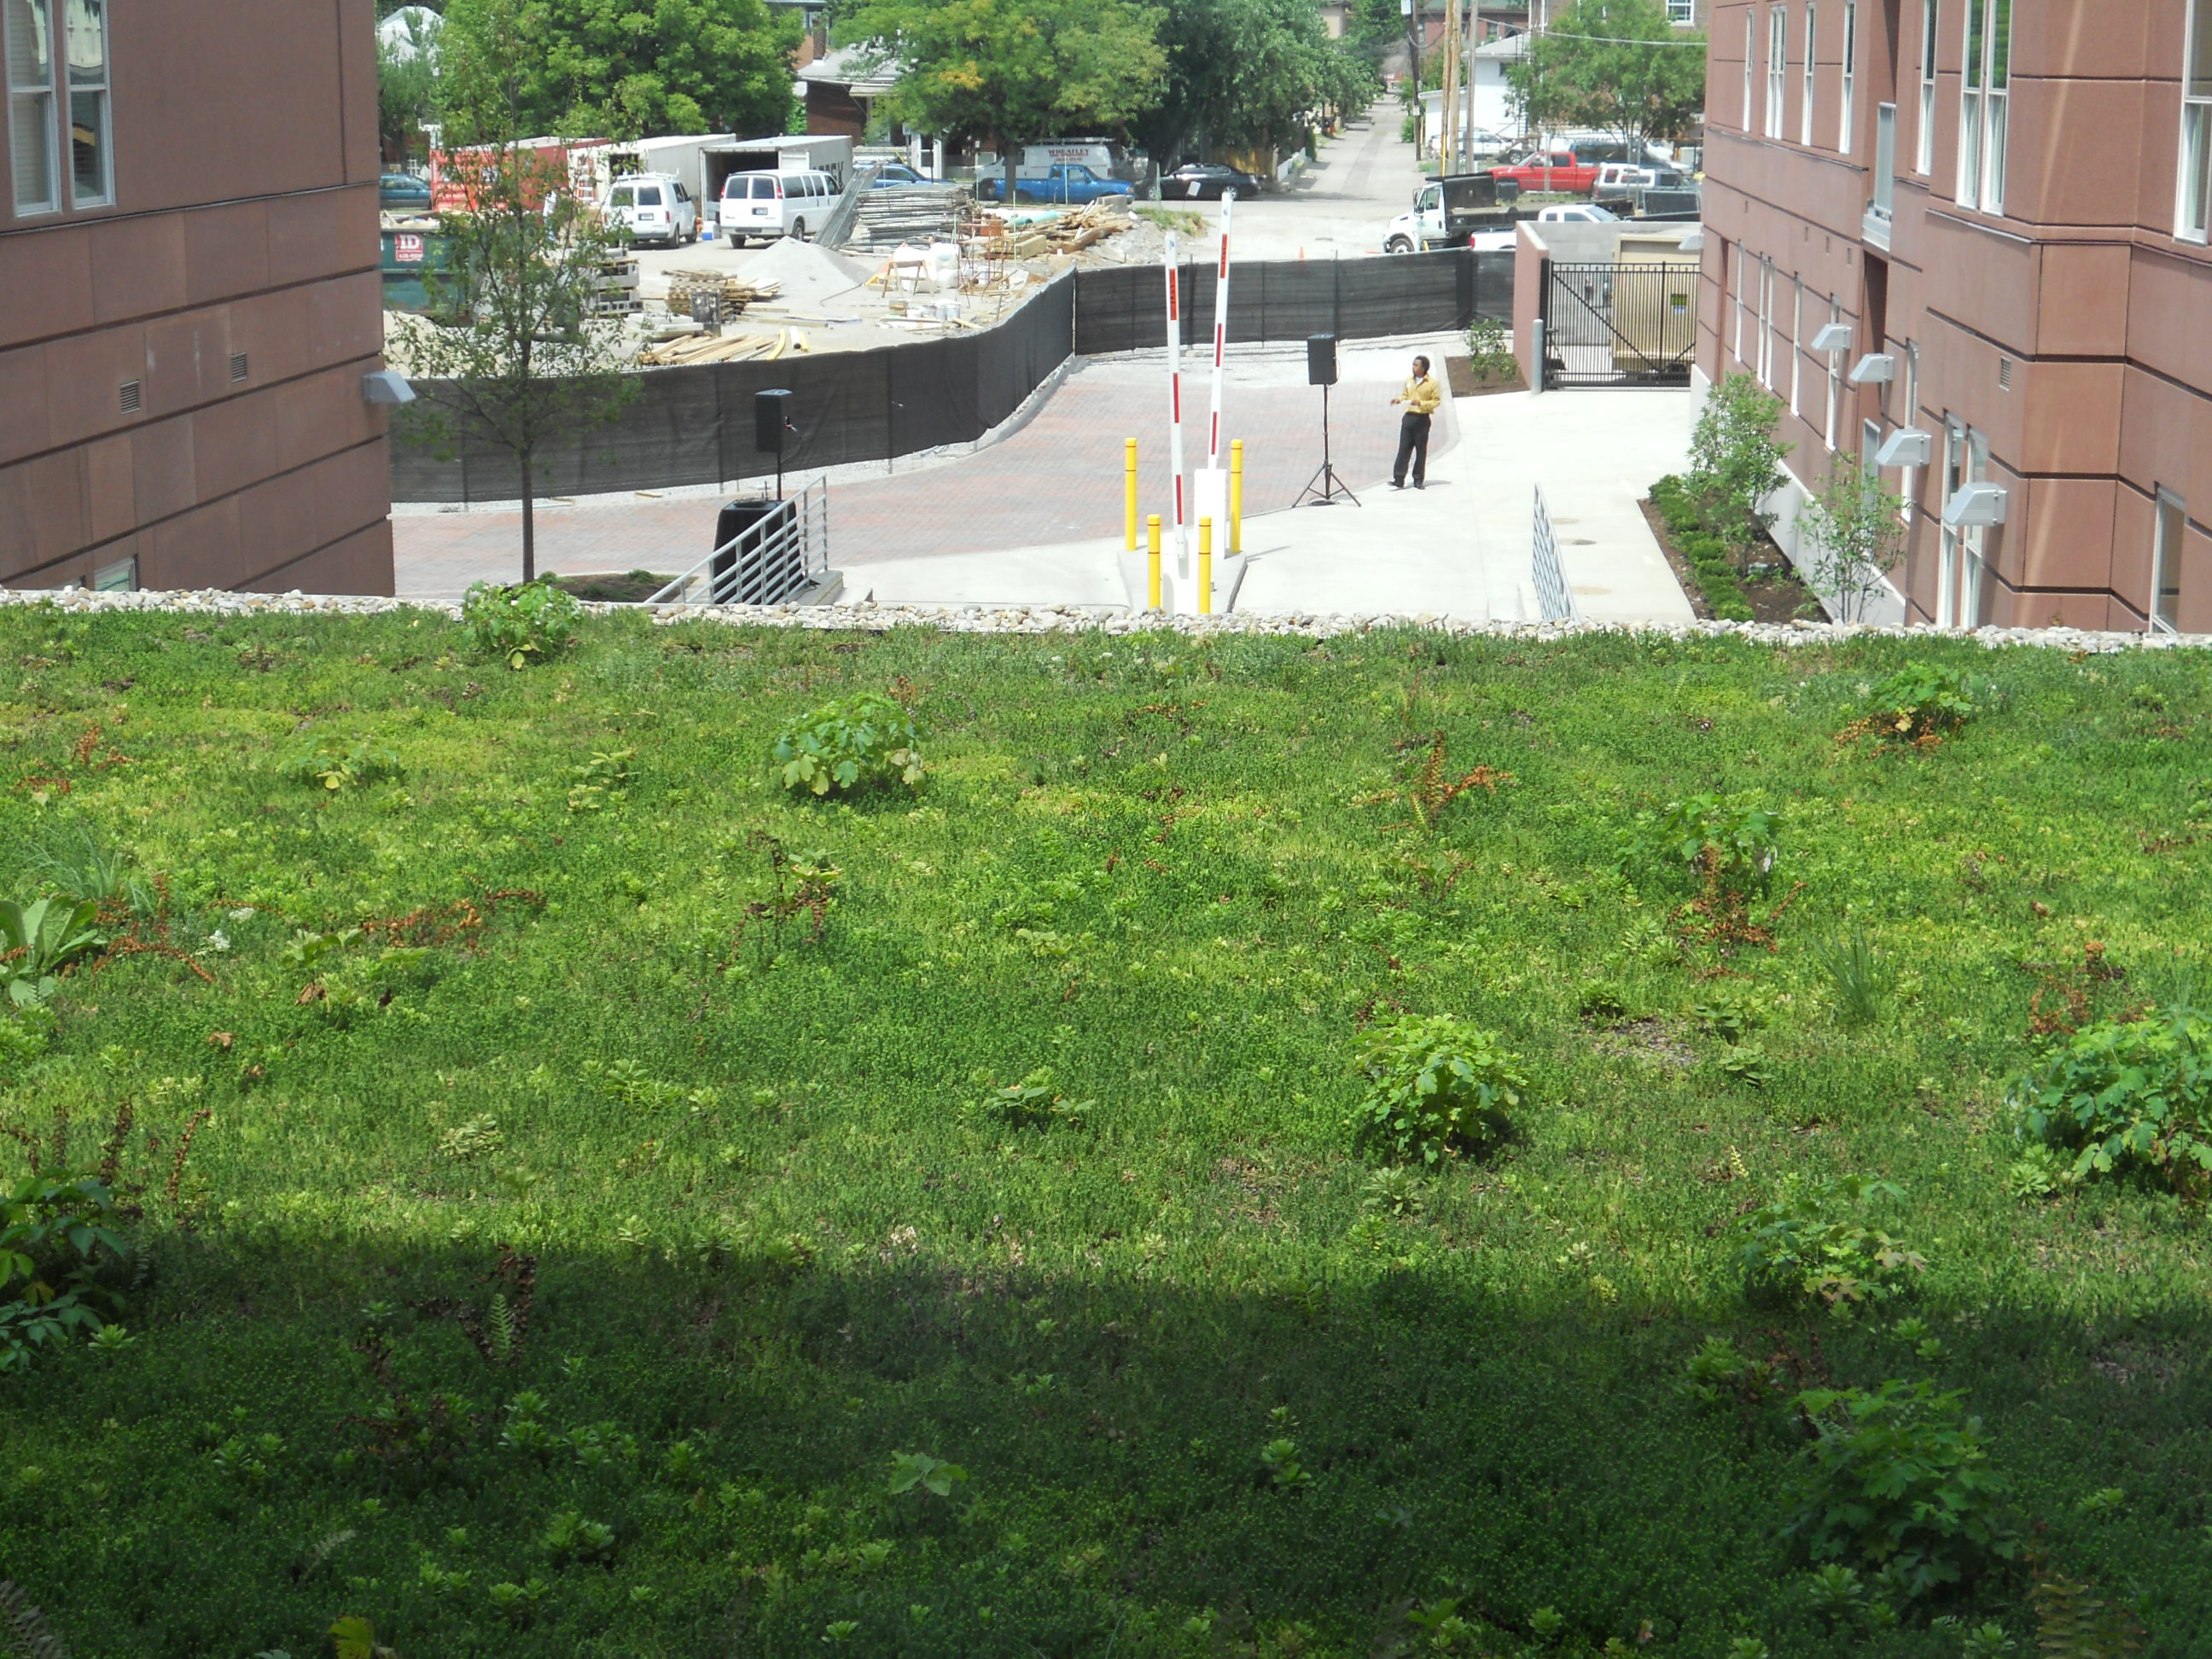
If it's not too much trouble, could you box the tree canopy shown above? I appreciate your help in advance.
[1506,0,1706,154]
[1138,0,1377,160]
[439,0,798,140]
[842,0,1165,192]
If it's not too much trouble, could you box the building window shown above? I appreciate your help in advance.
[2180,0,2212,239]
[5,0,55,212]
[1901,341,1920,525]
[1916,0,1939,173]
[1744,9,1756,131]
[1802,3,1817,144]
[90,554,134,592]
[1668,0,1697,21]
[1824,296,1841,450]
[1839,0,1857,153]
[1959,0,2010,212]
[1767,7,1788,139]
[1758,255,1775,385]
[1790,276,1803,415]
[1732,243,1746,363]
[2152,491,2187,632]
[62,0,105,205]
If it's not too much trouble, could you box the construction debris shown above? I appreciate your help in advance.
[664,269,782,317]
[636,325,810,367]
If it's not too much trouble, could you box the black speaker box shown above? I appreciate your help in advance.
[1307,333,1337,387]
[755,387,794,452]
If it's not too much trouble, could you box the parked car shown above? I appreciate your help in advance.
[379,171,433,212]
[1594,162,1688,191]
[869,162,928,188]
[601,173,696,246]
[716,168,840,244]
[1534,202,1620,224]
[1162,161,1264,200]
[974,164,1134,205]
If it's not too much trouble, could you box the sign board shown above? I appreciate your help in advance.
[394,234,425,264]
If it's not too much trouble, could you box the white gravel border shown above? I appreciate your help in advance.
[3,585,2207,654]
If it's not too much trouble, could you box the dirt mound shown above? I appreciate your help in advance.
[732,237,876,309]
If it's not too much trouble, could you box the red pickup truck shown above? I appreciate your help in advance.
[1487,148,1604,196]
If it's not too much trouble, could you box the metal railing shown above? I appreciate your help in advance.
[646,480,830,607]
[1531,484,1578,624]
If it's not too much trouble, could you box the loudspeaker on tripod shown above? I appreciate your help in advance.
[755,388,794,453]
[1306,333,1337,387]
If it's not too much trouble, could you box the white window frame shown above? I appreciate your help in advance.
[1839,0,1857,153]
[1744,9,1757,131]
[1958,0,2010,213]
[1767,7,1789,139]
[1732,242,1746,364]
[1824,294,1842,450]
[1916,0,1939,174]
[1938,420,1989,626]
[1900,341,1920,525]
[63,0,108,207]
[2152,489,2186,633]
[1802,3,1818,144]
[2180,0,2212,240]
[1790,276,1804,416]
[1758,255,1775,385]
[1668,0,1698,20]
[5,0,57,214]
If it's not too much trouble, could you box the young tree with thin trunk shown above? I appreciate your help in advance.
[395,15,637,584]
[1797,454,1908,623]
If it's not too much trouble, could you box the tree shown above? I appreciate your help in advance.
[1506,0,1705,157]
[842,0,1165,205]
[399,14,638,583]
[1796,455,1907,622]
[438,0,797,140]
[1687,373,1792,560]
[376,9,442,165]
[1138,0,1375,162]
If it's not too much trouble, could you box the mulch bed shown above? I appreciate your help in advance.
[1444,354,1526,398]
[1638,498,1821,625]
[553,571,677,603]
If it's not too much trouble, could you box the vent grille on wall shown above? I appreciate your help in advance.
[229,352,249,383]
[119,380,141,414]
[1997,357,2012,391]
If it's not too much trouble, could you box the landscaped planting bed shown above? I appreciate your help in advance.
[0,599,2207,1657]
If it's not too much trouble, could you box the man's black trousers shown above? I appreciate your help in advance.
[1393,411,1431,486]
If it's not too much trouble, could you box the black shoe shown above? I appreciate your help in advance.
[1390,480,1404,489]
[1413,480,1424,490]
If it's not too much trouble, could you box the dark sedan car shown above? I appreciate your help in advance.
[1162,162,1263,201]
[379,171,434,211]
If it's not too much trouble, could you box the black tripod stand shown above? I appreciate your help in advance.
[1295,381,1359,507]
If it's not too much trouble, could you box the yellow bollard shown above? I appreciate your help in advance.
[1146,514,1162,611]
[1198,516,1214,615]
[1229,439,1244,554]
[1124,438,1138,553]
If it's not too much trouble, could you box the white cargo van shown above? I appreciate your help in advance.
[602,173,696,246]
[717,169,840,243]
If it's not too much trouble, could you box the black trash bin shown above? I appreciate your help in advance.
[708,498,789,602]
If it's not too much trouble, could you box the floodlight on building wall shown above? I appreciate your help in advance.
[1942,482,2009,527]
[363,370,416,405]
[1810,322,1854,352]
[1848,352,1895,385]
[1875,428,1932,468]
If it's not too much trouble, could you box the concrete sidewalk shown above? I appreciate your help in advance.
[841,386,1696,625]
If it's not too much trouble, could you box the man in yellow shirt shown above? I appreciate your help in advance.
[1389,355,1441,489]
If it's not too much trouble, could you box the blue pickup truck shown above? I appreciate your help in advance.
[974,164,1133,206]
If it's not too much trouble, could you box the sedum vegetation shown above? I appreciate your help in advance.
[0,606,2207,1656]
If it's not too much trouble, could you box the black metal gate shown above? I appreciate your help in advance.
[1540,261,1698,387]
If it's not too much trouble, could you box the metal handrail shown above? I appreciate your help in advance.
[647,480,830,606]
[1531,484,1578,624]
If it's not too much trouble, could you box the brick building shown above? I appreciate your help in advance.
[2,0,393,595]
[1700,2,2212,630]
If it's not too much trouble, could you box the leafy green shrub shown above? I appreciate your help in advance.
[1816,932,1891,1027]
[888,1451,967,1500]
[1463,317,1517,380]
[1348,1015,1526,1167]
[772,694,923,797]
[977,1068,1093,1132]
[279,735,400,793]
[1635,794,1780,899]
[1787,1378,2016,1598]
[540,1510,615,1566]
[1847,662,1978,747]
[0,1169,135,1371]
[0,898,104,1008]
[1739,1175,1927,1313]
[461,578,584,669]
[2011,1004,2212,1190]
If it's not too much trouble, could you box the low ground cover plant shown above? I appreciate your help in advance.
[2011,1003,2212,1192]
[0,609,2198,1654]
[458,576,584,668]
[771,692,924,796]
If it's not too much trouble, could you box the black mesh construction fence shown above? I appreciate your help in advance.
[388,252,1510,504]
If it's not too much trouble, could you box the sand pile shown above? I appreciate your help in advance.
[731,237,876,311]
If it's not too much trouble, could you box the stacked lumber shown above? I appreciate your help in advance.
[1045,195,1132,253]
[663,270,783,316]
[847,183,969,251]
[637,327,811,367]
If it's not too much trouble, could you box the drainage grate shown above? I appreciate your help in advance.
[119,379,142,413]
[229,352,249,383]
